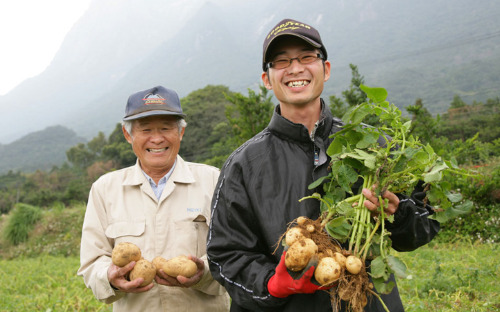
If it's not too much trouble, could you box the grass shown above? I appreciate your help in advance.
[396,240,500,312]
[0,255,111,312]
[0,204,498,311]
[0,242,497,311]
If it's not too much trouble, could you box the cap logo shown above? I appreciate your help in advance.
[267,21,312,40]
[143,93,166,105]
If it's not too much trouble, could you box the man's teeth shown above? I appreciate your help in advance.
[148,148,166,152]
[287,80,309,87]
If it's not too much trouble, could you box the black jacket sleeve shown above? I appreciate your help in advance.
[386,185,440,252]
[206,158,288,311]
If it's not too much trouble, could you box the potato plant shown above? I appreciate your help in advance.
[299,85,477,311]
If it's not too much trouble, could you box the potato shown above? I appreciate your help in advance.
[285,227,308,246]
[333,252,347,268]
[296,216,308,225]
[153,255,198,278]
[285,238,318,272]
[314,257,341,285]
[112,242,141,267]
[129,259,156,286]
[345,255,363,274]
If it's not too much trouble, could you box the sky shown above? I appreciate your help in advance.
[0,0,91,95]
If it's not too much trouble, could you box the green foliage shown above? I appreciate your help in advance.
[307,84,476,295]
[329,64,367,118]
[0,126,86,174]
[0,256,112,311]
[3,203,41,245]
[179,85,233,163]
[397,241,500,312]
[437,96,500,142]
[329,64,381,126]
[406,98,438,144]
[101,123,136,168]
[0,203,86,259]
[204,85,274,167]
[224,85,274,147]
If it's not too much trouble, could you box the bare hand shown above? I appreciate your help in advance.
[108,261,154,293]
[362,186,400,216]
[155,255,204,288]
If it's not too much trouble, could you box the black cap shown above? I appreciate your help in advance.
[123,86,185,121]
[262,18,328,71]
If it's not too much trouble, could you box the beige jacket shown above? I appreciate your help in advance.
[78,156,229,312]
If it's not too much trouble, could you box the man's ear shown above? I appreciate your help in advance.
[262,71,272,90]
[122,125,133,144]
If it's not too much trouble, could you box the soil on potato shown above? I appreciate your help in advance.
[281,216,372,312]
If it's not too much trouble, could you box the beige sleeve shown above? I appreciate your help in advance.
[77,181,124,303]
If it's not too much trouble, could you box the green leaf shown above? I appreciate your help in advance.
[327,136,347,157]
[431,200,473,223]
[325,217,351,242]
[424,162,449,183]
[387,255,408,279]
[360,84,388,103]
[392,155,408,173]
[337,163,359,192]
[345,129,363,146]
[370,256,387,279]
[346,103,373,125]
[446,192,463,203]
[323,187,346,204]
[335,200,355,215]
[308,175,329,189]
[372,277,395,295]
[356,131,379,149]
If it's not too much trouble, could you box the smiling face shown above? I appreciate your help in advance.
[123,115,184,177]
[262,36,331,110]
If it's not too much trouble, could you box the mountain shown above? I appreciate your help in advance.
[0,126,86,174]
[1,0,499,144]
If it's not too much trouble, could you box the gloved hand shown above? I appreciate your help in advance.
[267,252,331,298]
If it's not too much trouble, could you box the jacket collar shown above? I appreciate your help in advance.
[268,98,334,143]
[123,155,195,186]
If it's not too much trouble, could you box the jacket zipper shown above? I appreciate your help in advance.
[310,121,320,166]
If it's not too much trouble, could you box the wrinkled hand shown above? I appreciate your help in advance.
[267,252,332,298]
[155,255,204,288]
[362,185,400,216]
[108,261,154,293]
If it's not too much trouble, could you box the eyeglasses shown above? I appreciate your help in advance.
[266,52,324,70]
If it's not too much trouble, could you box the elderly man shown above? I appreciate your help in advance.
[78,85,229,311]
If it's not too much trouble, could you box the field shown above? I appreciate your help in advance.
[0,241,498,312]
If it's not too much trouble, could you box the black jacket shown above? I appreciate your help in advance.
[207,101,440,312]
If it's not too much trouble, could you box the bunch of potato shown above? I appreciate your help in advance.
[111,242,198,287]
[283,218,363,287]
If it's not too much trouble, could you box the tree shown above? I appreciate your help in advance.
[179,85,233,163]
[406,98,438,144]
[450,94,467,109]
[224,85,274,147]
[101,123,136,169]
[203,85,274,168]
[328,64,380,126]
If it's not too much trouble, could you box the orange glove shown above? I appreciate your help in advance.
[267,252,332,298]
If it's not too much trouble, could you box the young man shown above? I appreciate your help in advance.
[78,86,229,311]
[207,19,439,311]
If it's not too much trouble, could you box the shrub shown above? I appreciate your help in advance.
[3,203,41,245]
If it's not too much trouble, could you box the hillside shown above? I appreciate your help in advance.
[0,0,499,145]
[0,126,86,174]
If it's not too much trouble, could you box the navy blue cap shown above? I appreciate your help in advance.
[123,86,185,121]
[262,18,328,71]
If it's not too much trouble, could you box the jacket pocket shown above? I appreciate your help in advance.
[174,215,208,257]
[105,221,145,247]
